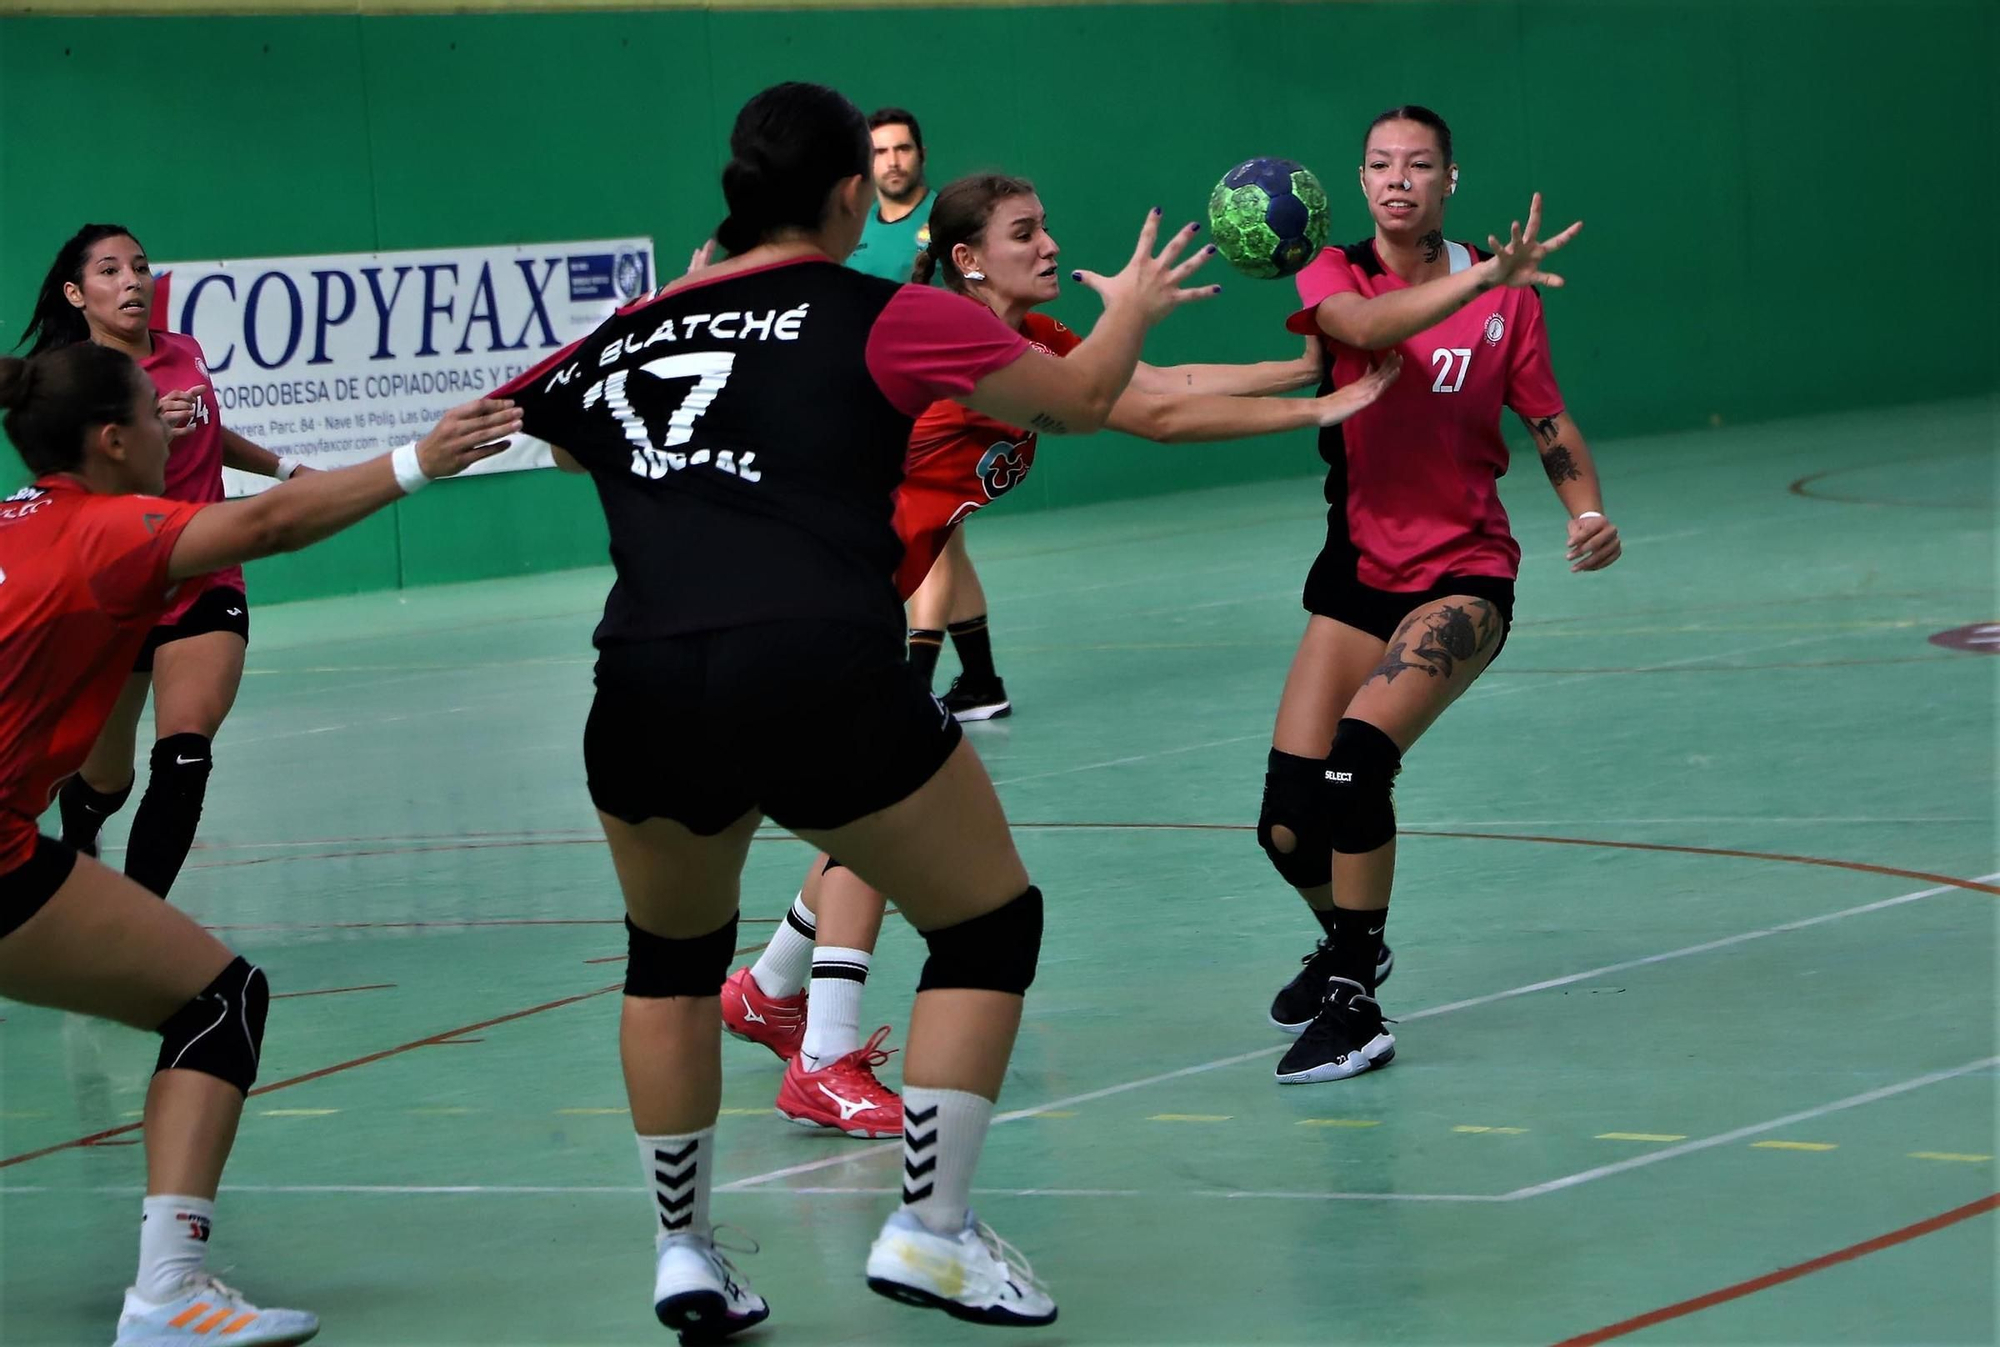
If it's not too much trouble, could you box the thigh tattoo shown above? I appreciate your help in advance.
[1366,600,1503,686]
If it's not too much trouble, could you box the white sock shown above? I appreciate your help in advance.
[748,894,815,998]
[136,1194,212,1302]
[638,1128,713,1243]
[899,1087,992,1236]
[799,946,871,1071]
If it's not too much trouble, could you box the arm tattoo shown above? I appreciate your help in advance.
[1420,230,1445,264]
[1365,600,1503,687]
[1539,443,1582,484]
[1529,416,1561,444]
[1029,412,1069,435]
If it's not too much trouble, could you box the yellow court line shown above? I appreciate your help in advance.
[718,1108,772,1117]
[1751,1140,1837,1151]
[1148,1114,1233,1123]
[1297,1118,1381,1128]
[1454,1125,1528,1135]
[260,1108,339,1118]
[409,1107,475,1116]
[1022,1110,1078,1119]
[1909,1151,1992,1163]
[1596,1132,1689,1142]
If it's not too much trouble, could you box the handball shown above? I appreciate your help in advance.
[1206,157,1331,279]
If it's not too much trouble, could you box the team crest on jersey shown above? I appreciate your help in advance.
[916,224,931,249]
[977,441,1030,499]
[1483,314,1505,345]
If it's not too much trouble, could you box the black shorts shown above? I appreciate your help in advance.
[585,620,963,835]
[1304,554,1515,660]
[0,834,79,941]
[135,585,249,673]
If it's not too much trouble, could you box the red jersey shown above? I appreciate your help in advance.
[141,330,243,622]
[1286,240,1565,590]
[891,311,1082,597]
[0,480,203,870]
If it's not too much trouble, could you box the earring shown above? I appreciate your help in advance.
[962,269,986,282]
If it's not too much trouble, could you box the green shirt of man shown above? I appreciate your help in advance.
[848,107,934,283]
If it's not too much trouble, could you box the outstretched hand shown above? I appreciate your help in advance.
[1485,193,1582,289]
[1314,352,1402,426]
[1071,210,1220,326]
[414,399,523,480]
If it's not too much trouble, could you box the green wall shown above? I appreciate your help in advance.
[3,0,1993,602]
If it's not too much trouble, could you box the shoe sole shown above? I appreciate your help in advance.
[949,702,1011,722]
[778,1108,900,1139]
[866,1275,1056,1327]
[655,1289,769,1344]
[1268,951,1396,1037]
[1274,1033,1396,1084]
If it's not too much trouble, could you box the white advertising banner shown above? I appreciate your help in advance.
[155,237,654,495]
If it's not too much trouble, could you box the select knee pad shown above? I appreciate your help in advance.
[916,886,1042,995]
[1258,750,1334,888]
[624,914,739,998]
[1325,718,1402,855]
[155,956,268,1095]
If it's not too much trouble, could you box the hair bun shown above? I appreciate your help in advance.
[0,356,29,413]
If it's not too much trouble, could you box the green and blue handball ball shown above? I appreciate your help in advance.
[1207,157,1331,279]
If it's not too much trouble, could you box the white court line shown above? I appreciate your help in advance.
[715,871,1999,1194]
[983,625,1890,793]
[1500,1054,2000,1201]
[0,1183,1496,1202]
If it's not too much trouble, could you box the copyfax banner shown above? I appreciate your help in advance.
[155,238,653,495]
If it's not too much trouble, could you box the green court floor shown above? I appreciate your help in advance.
[3,396,1995,1345]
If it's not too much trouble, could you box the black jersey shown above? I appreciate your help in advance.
[501,257,1028,643]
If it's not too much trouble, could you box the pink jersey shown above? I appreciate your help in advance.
[1287,240,1565,590]
[140,330,243,621]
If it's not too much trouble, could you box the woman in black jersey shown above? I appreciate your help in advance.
[502,82,1214,1339]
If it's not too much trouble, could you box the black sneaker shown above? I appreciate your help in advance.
[1274,978,1396,1084]
[1268,939,1395,1035]
[942,675,1011,722]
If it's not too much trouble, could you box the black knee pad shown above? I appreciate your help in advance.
[148,733,214,797]
[916,886,1042,995]
[624,914,738,998]
[1258,750,1334,888]
[155,956,268,1095]
[1326,718,1402,854]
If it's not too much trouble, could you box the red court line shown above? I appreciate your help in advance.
[1552,1193,2000,1345]
[0,942,764,1171]
[270,983,395,1000]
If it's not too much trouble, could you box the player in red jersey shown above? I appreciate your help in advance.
[1259,105,1621,1084]
[900,182,1333,720]
[18,225,310,899]
[0,339,517,1345]
[720,171,1400,1137]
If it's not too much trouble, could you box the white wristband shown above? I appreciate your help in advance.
[275,455,306,481]
[1575,510,1604,521]
[389,441,431,495]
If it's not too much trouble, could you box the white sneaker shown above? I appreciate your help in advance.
[865,1208,1057,1326]
[652,1231,769,1344]
[112,1274,318,1345]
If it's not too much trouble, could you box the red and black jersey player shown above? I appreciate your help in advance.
[1260,104,1622,1085]
[18,224,319,901]
[498,81,1220,1339]
[0,338,518,1345]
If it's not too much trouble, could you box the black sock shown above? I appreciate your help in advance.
[948,615,996,683]
[124,734,213,899]
[1311,905,1341,943]
[1327,904,1387,992]
[58,775,133,857]
[907,629,944,685]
